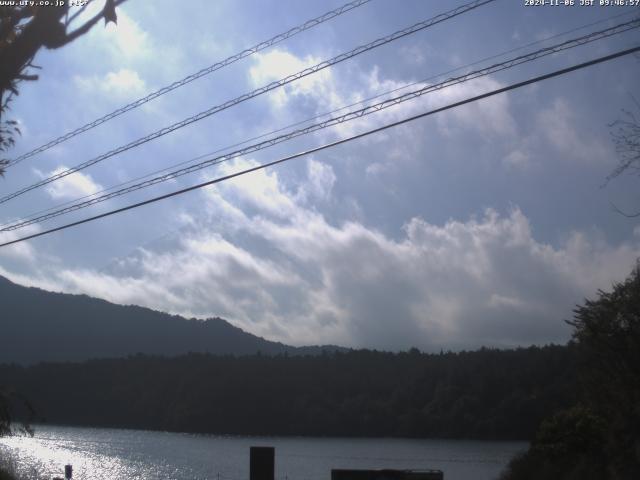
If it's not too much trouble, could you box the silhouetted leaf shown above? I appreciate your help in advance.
[103,0,117,25]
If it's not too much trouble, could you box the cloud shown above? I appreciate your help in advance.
[503,97,612,171]
[400,44,428,66]
[246,48,518,165]
[74,68,146,99]
[427,75,516,139]
[7,158,639,351]
[67,7,151,71]
[34,167,103,200]
[537,98,610,163]
[534,98,610,165]
[0,224,42,264]
[249,49,339,110]
[503,149,531,169]
[100,10,151,61]
[208,157,299,219]
[296,158,336,203]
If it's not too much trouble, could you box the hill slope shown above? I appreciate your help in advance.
[0,275,342,364]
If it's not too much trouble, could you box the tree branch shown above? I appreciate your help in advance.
[15,73,38,81]
[610,201,640,218]
[62,0,128,46]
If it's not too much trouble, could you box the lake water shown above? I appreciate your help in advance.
[0,425,527,480]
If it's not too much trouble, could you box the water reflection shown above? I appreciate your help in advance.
[0,431,142,479]
[0,425,527,480]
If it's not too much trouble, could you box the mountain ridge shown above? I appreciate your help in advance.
[0,275,346,364]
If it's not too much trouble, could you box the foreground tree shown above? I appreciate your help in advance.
[0,0,127,175]
[501,262,640,480]
[606,86,640,217]
[0,0,128,437]
[608,97,640,187]
[0,387,34,437]
[569,261,640,478]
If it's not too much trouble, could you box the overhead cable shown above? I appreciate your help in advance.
[0,0,496,205]
[2,18,637,233]
[3,0,373,168]
[4,6,633,231]
[1,44,638,248]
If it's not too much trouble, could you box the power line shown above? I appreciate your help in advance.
[3,0,373,168]
[2,17,637,233]
[3,7,633,231]
[1,44,637,249]
[0,0,496,206]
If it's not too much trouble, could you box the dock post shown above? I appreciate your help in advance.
[250,446,275,480]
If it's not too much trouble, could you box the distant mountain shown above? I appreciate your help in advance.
[0,275,346,364]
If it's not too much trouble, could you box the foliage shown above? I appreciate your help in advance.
[0,345,577,440]
[569,261,640,478]
[532,405,606,459]
[0,119,18,175]
[499,405,608,480]
[0,387,34,437]
[0,468,15,480]
[0,0,126,175]
[607,93,640,217]
[608,96,640,185]
[0,0,127,435]
[0,458,19,480]
[501,263,640,479]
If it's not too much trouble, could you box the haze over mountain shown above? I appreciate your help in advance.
[0,275,345,365]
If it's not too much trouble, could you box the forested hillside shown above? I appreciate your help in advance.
[0,275,343,364]
[0,345,576,440]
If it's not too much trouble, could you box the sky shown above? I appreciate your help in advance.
[0,0,639,351]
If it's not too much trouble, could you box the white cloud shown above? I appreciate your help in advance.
[400,44,428,66]
[503,98,612,171]
[334,66,513,142]
[0,224,42,263]
[249,49,340,110]
[503,149,531,169]
[102,10,151,60]
[296,158,336,203]
[6,159,639,351]
[75,68,146,99]
[428,75,516,139]
[35,167,103,200]
[69,7,151,69]
[206,157,298,219]
[535,98,610,165]
[247,48,518,165]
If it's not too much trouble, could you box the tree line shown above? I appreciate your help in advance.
[0,344,577,440]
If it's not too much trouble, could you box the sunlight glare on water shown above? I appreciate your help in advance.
[0,429,142,479]
[0,425,527,480]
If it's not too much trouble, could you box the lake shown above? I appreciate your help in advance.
[0,425,527,480]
